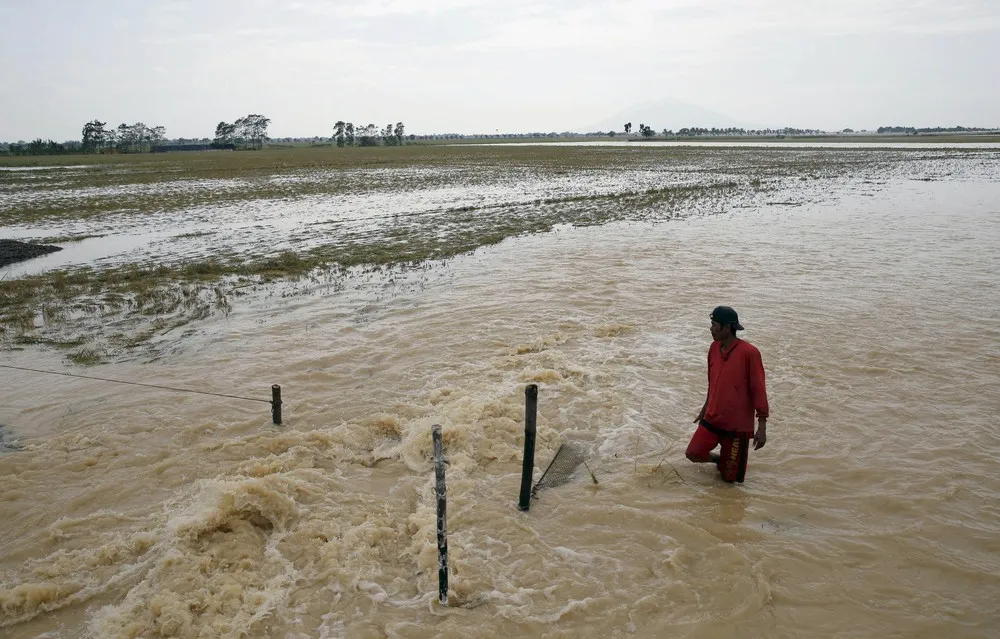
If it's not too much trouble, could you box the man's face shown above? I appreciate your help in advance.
[710,320,730,341]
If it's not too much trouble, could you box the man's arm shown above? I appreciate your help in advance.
[695,348,711,423]
[754,416,767,449]
[748,349,769,449]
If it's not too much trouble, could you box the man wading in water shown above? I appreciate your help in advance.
[686,306,769,483]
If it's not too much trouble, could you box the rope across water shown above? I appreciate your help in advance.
[0,364,271,404]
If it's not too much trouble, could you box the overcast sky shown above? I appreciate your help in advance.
[1,0,997,140]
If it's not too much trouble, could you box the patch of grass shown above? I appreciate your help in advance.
[14,335,86,349]
[172,231,215,239]
[67,348,103,365]
[33,234,106,244]
[108,329,156,349]
[182,259,229,278]
[2,308,37,332]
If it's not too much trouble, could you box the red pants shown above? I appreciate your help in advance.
[687,424,749,483]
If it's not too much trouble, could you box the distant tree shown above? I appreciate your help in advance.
[245,114,270,149]
[112,122,165,153]
[381,123,395,146]
[326,119,407,148]
[100,127,116,151]
[233,116,248,149]
[877,126,917,135]
[17,139,68,155]
[149,126,166,151]
[116,123,133,152]
[218,114,270,150]
[624,122,632,135]
[359,123,378,146]
[81,119,107,153]
[214,121,236,148]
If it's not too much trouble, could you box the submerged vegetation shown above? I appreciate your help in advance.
[2,144,994,362]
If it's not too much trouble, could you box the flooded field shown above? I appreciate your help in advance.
[2,146,997,364]
[1,145,999,638]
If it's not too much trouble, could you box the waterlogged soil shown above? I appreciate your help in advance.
[2,145,998,363]
[0,239,62,268]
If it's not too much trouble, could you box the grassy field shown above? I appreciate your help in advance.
[0,144,775,225]
[415,133,1000,145]
[1,143,993,363]
[2,131,997,169]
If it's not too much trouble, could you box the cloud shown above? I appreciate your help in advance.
[455,0,1000,53]
[280,0,495,18]
[0,0,997,139]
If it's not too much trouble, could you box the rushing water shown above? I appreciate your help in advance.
[1,155,999,638]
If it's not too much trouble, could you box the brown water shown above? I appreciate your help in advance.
[2,171,1000,637]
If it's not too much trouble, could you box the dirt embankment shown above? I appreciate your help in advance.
[0,239,62,269]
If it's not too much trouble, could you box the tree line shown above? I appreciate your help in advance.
[615,122,824,137]
[0,121,168,155]
[2,139,81,156]
[876,125,993,135]
[80,120,167,153]
[619,122,663,137]
[332,121,405,147]
[213,114,271,150]
[0,115,271,156]
[3,120,996,156]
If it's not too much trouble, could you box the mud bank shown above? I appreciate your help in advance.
[0,239,61,269]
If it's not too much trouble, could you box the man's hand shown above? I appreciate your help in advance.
[753,422,767,450]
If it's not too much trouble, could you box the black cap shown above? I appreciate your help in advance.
[711,306,744,331]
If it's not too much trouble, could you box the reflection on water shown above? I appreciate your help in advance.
[1,157,999,638]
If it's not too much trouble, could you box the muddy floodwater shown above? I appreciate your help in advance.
[1,146,999,638]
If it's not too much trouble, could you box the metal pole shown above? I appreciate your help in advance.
[518,383,538,511]
[271,385,282,425]
[432,424,448,605]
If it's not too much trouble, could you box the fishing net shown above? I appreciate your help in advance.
[531,442,586,498]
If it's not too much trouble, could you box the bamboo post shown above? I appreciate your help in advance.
[518,384,538,511]
[271,385,282,425]
[432,424,449,604]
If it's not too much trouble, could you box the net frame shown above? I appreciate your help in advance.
[531,442,585,498]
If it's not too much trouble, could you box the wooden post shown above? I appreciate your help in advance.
[518,384,538,511]
[432,424,449,604]
[271,385,282,425]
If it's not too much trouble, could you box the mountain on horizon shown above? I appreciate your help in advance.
[583,97,759,133]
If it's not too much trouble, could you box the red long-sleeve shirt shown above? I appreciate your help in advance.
[704,339,769,434]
